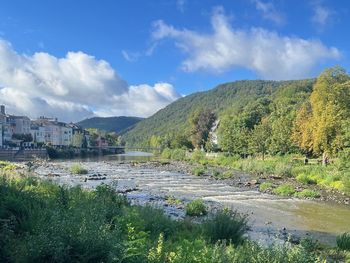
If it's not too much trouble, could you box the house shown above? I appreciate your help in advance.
[7,115,31,135]
[0,125,2,147]
[58,122,73,146]
[30,123,46,144]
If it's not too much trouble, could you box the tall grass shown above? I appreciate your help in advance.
[0,172,334,262]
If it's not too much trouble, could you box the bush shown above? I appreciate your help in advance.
[203,209,248,245]
[171,148,187,161]
[192,167,206,176]
[260,182,273,191]
[161,148,172,159]
[296,173,317,185]
[274,162,293,177]
[273,184,295,196]
[69,163,88,175]
[185,199,207,216]
[294,189,320,198]
[337,232,350,251]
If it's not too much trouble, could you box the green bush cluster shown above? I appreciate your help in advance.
[185,199,207,216]
[0,175,332,262]
[259,182,273,191]
[69,163,88,174]
[191,167,206,176]
[337,232,350,251]
[273,184,295,196]
[294,189,320,198]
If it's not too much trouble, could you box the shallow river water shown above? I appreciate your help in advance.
[34,152,350,246]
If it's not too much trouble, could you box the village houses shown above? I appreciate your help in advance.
[0,105,90,148]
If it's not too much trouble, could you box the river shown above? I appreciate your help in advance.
[33,152,350,246]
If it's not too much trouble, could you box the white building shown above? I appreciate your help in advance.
[8,115,31,135]
[30,124,46,144]
[0,124,3,147]
[58,123,73,146]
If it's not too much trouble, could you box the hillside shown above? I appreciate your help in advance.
[77,116,143,134]
[123,79,314,146]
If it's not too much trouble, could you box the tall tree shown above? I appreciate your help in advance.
[189,109,216,150]
[293,67,350,160]
[249,118,272,160]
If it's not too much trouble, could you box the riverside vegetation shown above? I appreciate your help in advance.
[132,67,350,198]
[1,161,350,262]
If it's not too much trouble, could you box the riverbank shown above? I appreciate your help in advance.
[131,160,350,205]
[3,167,346,262]
[29,159,350,248]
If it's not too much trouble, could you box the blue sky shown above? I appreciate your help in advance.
[0,0,349,121]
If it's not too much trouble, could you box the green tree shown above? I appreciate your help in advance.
[249,118,272,160]
[189,109,216,150]
[218,115,249,155]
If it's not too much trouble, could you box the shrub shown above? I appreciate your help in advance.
[203,209,248,245]
[192,167,206,176]
[185,199,207,216]
[161,148,172,159]
[337,232,350,251]
[260,182,273,191]
[294,189,320,198]
[296,173,317,185]
[69,163,88,175]
[171,148,187,161]
[0,161,17,171]
[274,162,293,177]
[273,184,295,196]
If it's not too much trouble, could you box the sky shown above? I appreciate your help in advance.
[0,0,349,122]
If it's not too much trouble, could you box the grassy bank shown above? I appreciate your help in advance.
[159,149,350,196]
[1,162,347,262]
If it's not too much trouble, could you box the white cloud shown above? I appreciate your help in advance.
[0,39,180,122]
[152,7,340,80]
[252,0,285,25]
[311,2,334,27]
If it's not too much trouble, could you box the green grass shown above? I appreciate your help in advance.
[185,199,207,216]
[260,182,274,191]
[294,189,320,198]
[69,163,88,174]
[0,172,337,262]
[296,173,317,185]
[273,184,295,196]
[203,209,248,245]
[337,232,350,251]
[191,167,206,176]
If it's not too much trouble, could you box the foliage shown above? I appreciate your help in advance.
[260,182,274,191]
[296,173,317,185]
[189,109,216,150]
[123,79,313,147]
[69,163,88,174]
[337,232,350,251]
[185,199,207,216]
[78,116,143,134]
[12,133,33,142]
[273,184,295,196]
[0,161,17,171]
[0,174,332,262]
[191,167,206,176]
[294,189,320,198]
[203,209,248,245]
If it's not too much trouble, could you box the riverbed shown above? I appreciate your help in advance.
[33,153,350,246]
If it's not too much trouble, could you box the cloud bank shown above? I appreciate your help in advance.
[152,7,340,80]
[0,40,180,122]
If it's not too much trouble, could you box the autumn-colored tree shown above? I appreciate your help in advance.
[293,67,350,160]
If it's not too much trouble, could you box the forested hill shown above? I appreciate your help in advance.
[77,116,143,134]
[123,79,315,146]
